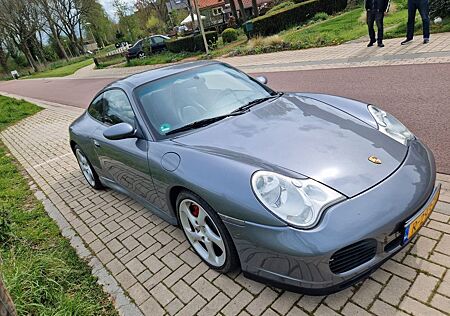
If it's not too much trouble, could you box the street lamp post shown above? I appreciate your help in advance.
[192,0,209,54]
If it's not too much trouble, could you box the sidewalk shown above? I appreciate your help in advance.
[1,92,450,316]
[69,32,450,79]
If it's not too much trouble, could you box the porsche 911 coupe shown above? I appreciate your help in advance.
[69,61,440,294]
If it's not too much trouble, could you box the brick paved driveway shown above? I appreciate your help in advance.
[1,102,450,316]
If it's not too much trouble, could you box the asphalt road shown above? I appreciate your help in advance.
[0,63,449,174]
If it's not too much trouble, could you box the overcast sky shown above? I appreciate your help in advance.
[98,0,136,20]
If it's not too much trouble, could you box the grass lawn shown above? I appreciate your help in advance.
[25,58,93,79]
[0,95,117,315]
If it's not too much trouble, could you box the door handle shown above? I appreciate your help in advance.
[93,139,101,147]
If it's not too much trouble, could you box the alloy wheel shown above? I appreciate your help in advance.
[75,148,96,187]
[179,199,226,267]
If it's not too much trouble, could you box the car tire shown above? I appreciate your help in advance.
[138,52,145,59]
[176,190,239,273]
[74,145,103,190]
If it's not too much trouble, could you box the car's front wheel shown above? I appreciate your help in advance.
[74,145,103,190]
[138,52,145,59]
[177,190,239,272]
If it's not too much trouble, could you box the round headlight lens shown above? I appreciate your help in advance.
[368,105,414,145]
[251,171,344,229]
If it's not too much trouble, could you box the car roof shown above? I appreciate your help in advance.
[104,60,221,90]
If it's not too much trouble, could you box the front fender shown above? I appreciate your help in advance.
[295,93,377,129]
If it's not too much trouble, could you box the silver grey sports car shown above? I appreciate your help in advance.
[69,61,440,294]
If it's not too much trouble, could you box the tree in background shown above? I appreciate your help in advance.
[113,0,143,42]
[83,0,115,47]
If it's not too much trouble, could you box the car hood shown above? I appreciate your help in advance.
[174,94,408,197]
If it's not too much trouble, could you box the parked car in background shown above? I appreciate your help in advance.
[126,35,170,60]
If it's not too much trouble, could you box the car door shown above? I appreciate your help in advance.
[151,36,166,52]
[92,89,161,206]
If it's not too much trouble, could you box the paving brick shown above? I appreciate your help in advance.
[128,282,150,305]
[198,292,230,316]
[411,236,437,259]
[214,274,242,298]
[379,275,411,306]
[370,300,409,316]
[222,290,254,316]
[403,255,446,278]
[150,283,175,306]
[143,255,164,274]
[435,234,450,254]
[161,252,184,270]
[286,306,309,316]
[245,287,278,316]
[408,273,439,302]
[172,279,196,304]
[126,258,146,276]
[430,293,450,313]
[297,295,324,313]
[342,302,372,316]
[399,296,443,316]
[382,260,417,280]
[116,269,137,290]
[315,304,340,316]
[166,298,184,316]
[437,280,450,297]
[271,291,301,314]
[191,276,219,301]
[163,264,190,288]
[235,273,265,295]
[351,278,382,308]
[140,297,164,316]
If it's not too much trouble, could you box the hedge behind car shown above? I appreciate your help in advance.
[167,31,219,53]
[249,0,347,36]
[222,28,239,43]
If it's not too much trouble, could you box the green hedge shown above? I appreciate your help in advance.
[430,0,450,18]
[167,31,218,53]
[249,0,347,36]
[222,28,239,43]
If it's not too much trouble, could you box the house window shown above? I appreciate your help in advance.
[212,7,224,16]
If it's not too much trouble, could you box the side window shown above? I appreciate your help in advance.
[87,94,103,122]
[103,90,135,126]
[152,36,165,44]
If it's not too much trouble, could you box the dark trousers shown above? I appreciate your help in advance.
[367,10,384,44]
[407,0,430,39]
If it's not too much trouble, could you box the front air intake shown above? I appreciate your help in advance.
[329,239,377,274]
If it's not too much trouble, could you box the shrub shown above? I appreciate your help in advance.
[249,0,348,36]
[167,31,218,53]
[312,12,329,22]
[222,28,239,43]
[267,1,295,14]
[429,0,450,18]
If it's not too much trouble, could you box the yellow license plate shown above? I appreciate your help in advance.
[403,186,440,244]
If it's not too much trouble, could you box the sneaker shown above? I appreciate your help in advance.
[367,40,376,47]
[401,38,413,45]
[378,43,385,47]
[423,38,430,44]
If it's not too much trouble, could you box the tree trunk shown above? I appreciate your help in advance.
[251,0,258,17]
[50,23,69,61]
[236,0,247,22]
[22,43,39,72]
[229,0,238,21]
[0,45,8,73]
[0,277,17,316]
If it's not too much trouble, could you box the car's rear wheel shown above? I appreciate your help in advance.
[74,145,103,190]
[176,190,239,272]
[138,52,145,59]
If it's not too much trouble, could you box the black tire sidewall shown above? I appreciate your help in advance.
[176,190,239,273]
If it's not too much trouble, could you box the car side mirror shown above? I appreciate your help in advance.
[103,123,135,140]
[255,76,268,84]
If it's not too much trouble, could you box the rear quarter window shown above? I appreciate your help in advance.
[87,94,103,122]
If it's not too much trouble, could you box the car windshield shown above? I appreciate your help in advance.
[135,63,273,136]
[131,40,142,48]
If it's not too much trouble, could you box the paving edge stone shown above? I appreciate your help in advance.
[33,189,144,316]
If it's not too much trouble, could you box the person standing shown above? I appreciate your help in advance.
[366,0,390,47]
[401,0,430,44]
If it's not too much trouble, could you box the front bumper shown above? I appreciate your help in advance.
[222,139,437,295]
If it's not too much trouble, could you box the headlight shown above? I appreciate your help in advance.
[251,171,345,229]
[368,105,414,145]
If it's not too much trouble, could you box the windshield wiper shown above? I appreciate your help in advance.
[165,110,248,136]
[232,92,283,113]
